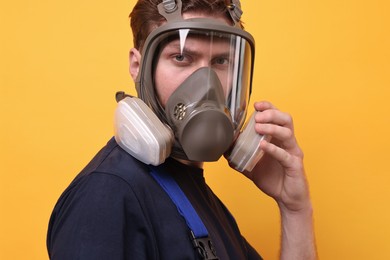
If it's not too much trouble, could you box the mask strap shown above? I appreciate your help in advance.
[158,0,183,22]
[161,0,178,13]
[226,0,243,26]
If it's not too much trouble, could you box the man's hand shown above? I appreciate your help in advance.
[245,101,310,212]
[243,101,317,260]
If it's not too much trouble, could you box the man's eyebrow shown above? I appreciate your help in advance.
[164,43,199,55]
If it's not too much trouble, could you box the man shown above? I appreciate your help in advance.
[47,0,317,259]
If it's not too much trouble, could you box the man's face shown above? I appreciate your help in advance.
[154,35,234,106]
[153,13,233,107]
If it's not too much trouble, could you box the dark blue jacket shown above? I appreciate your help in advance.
[47,138,262,259]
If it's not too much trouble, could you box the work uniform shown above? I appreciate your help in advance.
[47,138,262,259]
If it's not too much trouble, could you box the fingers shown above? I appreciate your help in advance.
[259,139,294,169]
[254,101,294,131]
[254,100,275,111]
[255,123,296,150]
[260,139,303,172]
[253,101,302,158]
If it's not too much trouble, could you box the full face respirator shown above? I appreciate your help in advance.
[114,0,268,172]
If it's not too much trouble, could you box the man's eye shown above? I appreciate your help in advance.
[213,57,229,65]
[175,55,185,62]
[171,54,192,66]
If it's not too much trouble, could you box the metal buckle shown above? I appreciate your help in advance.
[190,231,219,260]
[226,0,243,25]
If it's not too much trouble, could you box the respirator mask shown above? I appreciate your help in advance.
[114,0,268,172]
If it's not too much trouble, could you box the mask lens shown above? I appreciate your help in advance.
[152,28,253,131]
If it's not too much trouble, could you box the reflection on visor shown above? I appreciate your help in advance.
[154,28,252,129]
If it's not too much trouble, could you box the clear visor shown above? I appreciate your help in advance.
[151,28,253,130]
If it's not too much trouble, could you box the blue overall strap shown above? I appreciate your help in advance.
[148,165,219,260]
[149,165,208,238]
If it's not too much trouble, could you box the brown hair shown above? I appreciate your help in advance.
[130,0,241,50]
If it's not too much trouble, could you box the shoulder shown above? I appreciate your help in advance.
[60,137,163,202]
[51,138,161,215]
[76,137,150,183]
[47,138,163,258]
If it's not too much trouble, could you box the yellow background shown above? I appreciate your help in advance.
[1,0,389,259]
